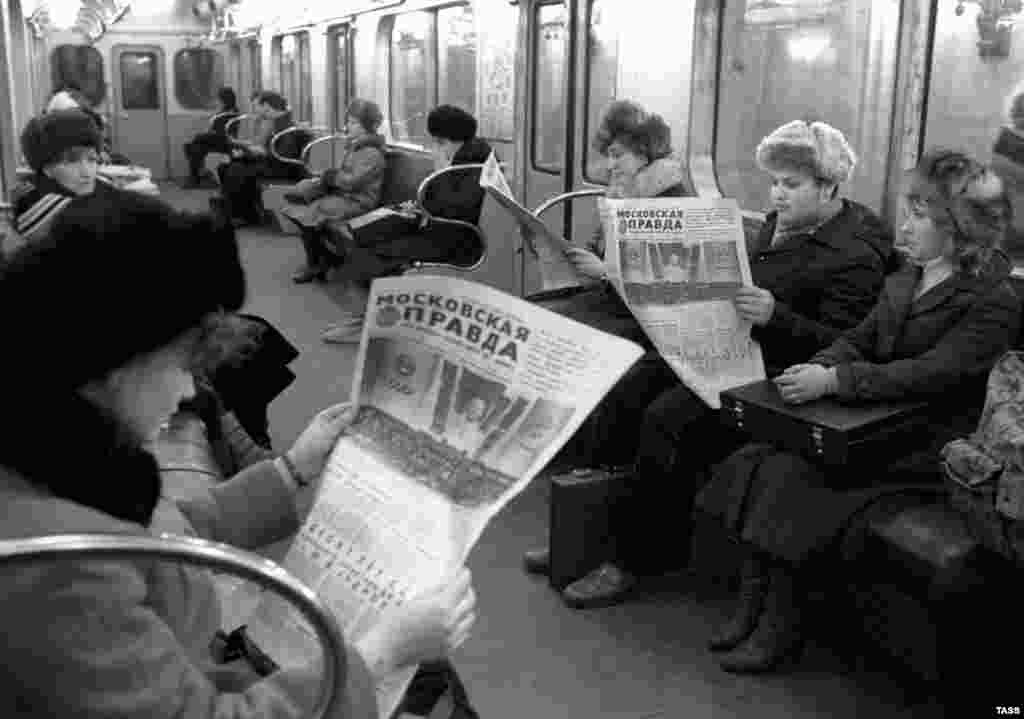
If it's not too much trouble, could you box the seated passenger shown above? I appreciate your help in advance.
[46,83,125,165]
[697,148,1020,674]
[183,87,241,188]
[0,193,476,717]
[281,99,387,283]
[524,120,893,609]
[530,100,688,346]
[216,91,308,227]
[13,109,118,243]
[317,104,493,344]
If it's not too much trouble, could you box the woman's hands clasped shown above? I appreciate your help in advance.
[286,403,357,484]
[774,364,837,405]
[356,568,477,680]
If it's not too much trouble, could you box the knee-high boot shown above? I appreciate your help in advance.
[716,560,805,673]
[294,227,327,283]
[708,549,767,651]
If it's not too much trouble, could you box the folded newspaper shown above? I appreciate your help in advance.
[479,154,765,408]
[232,275,643,717]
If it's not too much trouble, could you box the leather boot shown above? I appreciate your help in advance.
[708,552,767,651]
[716,562,804,674]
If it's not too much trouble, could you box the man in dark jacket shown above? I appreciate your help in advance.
[526,120,894,609]
[183,87,241,188]
[216,91,308,226]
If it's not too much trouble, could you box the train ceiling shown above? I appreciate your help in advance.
[26,0,131,42]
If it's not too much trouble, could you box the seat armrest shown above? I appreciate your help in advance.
[533,188,607,218]
[410,163,491,272]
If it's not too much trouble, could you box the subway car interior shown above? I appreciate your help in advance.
[2,0,1024,716]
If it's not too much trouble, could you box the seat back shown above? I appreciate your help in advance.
[380,147,436,206]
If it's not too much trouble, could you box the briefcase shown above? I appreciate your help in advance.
[548,467,631,591]
[720,379,929,468]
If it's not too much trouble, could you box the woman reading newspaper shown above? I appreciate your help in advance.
[525,120,894,611]
[0,193,476,718]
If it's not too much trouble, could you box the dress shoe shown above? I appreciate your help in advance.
[522,547,550,575]
[562,562,636,609]
[716,564,804,674]
[292,267,322,284]
[708,554,768,651]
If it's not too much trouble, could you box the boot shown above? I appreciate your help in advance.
[708,552,768,651]
[716,562,804,674]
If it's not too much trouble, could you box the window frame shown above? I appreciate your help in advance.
[172,47,226,111]
[330,23,354,133]
[273,30,312,123]
[530,0,569,175]
[582,0,615,184]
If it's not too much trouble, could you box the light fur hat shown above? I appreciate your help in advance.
[47,90,81,112]
[755,120,857,185]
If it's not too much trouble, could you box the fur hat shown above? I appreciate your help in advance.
[0,191,246,391]
[755,120,857,185]
[46,89,82,112]
[21,109,103,173]
[347,98,384,134]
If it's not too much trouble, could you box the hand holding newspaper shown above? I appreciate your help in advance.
[234,275,643,717]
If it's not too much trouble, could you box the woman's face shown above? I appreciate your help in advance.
[766,168,832,229]
[429,136,461,163]
[898,198,954,265]
[346,114,367,138]
[44,146,100,195]
[102,336,198,441]
[606,140,647,184]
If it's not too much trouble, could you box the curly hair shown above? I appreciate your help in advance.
[592,100,672,162]
[427,105,478,142]
[906,148,1012,275]
[347,98,383,134]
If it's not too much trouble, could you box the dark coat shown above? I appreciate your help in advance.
[698,255,1021,563]
[420,136,494,225]
[750,199,893,375]
[13,175,121,243]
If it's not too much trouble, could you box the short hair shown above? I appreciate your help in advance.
[905,148,1012,275]
[256,91,287,111]
[427,105,478,142]
[593,100,672,163]
[218,87,238,110]
[347,98,383,134]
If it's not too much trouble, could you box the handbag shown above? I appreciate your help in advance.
[940,351,1024,564]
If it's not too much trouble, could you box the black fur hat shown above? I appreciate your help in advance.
[21,109,103,173]
[0,190,247,391]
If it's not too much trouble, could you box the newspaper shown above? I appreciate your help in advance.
[240,275,643,717]
[601,197,766,408]
[479,152,587,291]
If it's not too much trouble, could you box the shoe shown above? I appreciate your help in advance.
[292,267,321,284]
[708,554,768,651]
[523,547,550,575]
[322,223,354,257]
[716,563,805,674]
[322,320,364,344]
[562,562,636,609]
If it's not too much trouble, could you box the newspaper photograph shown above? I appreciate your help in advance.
[479,152,587,291]
[602,197,766,408]
[243,275,644,717]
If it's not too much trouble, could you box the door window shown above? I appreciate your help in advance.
[120,51,159,110]
[532,1,568,173]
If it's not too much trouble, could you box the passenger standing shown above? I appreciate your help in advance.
[282,99,387,283]
[524,120,893,609]
[698,149,1019,674]
[183,87,241,188]
[217,91,307,226]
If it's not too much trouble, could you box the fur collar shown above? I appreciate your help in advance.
[611,157,686,199]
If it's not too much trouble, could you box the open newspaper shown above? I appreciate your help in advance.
[601,197,765,407]
[479,152,588,291]
[235,275,643,717]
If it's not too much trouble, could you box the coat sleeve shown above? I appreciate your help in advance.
[756,248,886,354]
[831,282,1021,402]
[324,147,386,194]
[421,164,485,224]
[176,460,300,550]
[0,558,378,719]
[808,300,883,368]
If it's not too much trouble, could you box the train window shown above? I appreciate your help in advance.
[532,1,568,173]
[174,48,225,110]
[390,11,432,145]
[50,45,106,107]
[437,5,477,115]
[229,43,243,92]
[276,32,312,122]
[331,25,352,132]
[120,51,160,110]
[583,0,618,183]
[715,0,899,213]
[925,2,1024,263]
[249,39,262,94]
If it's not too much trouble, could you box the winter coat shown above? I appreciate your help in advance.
[698,253,1021,564]
[13,174,121,244]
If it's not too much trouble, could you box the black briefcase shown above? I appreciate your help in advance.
[720,379,929,468]
[548,467,631,591]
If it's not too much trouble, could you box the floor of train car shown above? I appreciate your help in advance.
[162,184,941,719]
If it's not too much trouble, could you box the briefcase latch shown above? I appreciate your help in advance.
[810,425,825,457]
[728,400,745,429]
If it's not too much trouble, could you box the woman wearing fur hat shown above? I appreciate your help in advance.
[525,120,893,611]
[281,98,387,284]
[698,148,1020,675]
[0,194,476,717]
[13,109,120,243]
